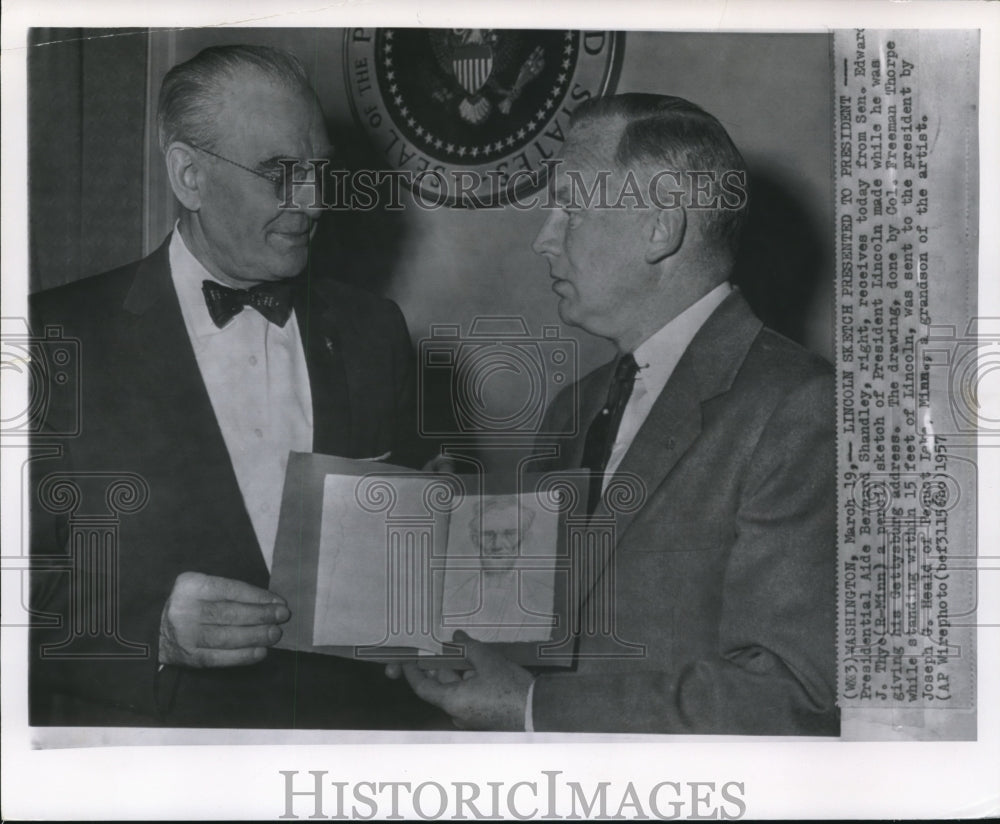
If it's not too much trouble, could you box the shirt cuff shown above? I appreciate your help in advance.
[524,677,537,732]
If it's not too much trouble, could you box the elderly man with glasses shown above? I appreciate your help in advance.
[29,45,443,729]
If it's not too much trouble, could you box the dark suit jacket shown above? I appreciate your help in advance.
[28,236,446,729]
[532,291,839,735]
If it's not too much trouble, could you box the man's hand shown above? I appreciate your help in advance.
[386,632,534,730]
[158,572,290,668]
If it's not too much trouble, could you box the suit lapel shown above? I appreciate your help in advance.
[610,290,764,546]
[568,291,763,611]
[609,360,703,541]
[295,280,387,459]
[121,236,269,582]
[294,283,352,456]
[615,289,763,544]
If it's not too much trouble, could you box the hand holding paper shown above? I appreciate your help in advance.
[392,631,534,731]
[158,572,290,668]
[269,453,575,665]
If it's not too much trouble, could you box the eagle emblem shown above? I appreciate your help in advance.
[429,29,546,124]
[345,28,623,206]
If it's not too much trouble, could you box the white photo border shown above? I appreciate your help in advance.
[2,0,999,819]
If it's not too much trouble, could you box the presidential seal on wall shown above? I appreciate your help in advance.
[344,29,623,207]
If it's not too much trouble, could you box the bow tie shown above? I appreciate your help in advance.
[202,280,295,328]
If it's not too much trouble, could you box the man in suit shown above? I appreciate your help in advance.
[394,94,839,735]
[29,44,443,728]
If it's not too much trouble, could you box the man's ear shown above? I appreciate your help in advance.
[644,206,686,264]
[164,142,203,212]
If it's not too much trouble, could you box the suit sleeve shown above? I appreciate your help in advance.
[27,295,174,724]
[532,372,839,734]
[29,421,174,724]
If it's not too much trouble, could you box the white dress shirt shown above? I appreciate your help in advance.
[169,226,313,570]
[525,281,732,731]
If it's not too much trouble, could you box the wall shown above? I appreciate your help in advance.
[28,28,148,291]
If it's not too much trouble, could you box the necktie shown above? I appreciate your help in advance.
[202,280,295,328]
[581,353,640,513]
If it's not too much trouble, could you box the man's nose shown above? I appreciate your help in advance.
[282,161,327,218]
[302,198,325,223]
[532,210,563,256]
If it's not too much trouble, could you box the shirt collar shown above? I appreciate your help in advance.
[631,282,733,392]
[169,222,235,340]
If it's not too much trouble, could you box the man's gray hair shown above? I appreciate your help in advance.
[157,44,313,152]
[468,498,536,545]
[571,93,749,257]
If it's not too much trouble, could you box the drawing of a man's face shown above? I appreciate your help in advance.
[469,499,535,574]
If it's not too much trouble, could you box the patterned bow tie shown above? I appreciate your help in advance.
[202,280,295,328]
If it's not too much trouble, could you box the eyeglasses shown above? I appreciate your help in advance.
[188,141,323,200]
[188,141,283,193]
